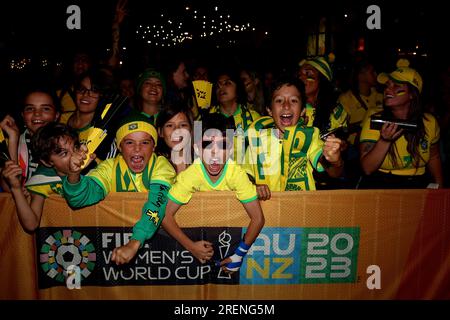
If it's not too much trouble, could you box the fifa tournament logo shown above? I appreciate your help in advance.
[217,230,232,279]
[40,229,96,289]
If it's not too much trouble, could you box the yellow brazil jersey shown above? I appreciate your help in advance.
[88,153,176,193]
[168,158,257,205]
[57,88,77,113]
[25,166,63,198]
[59,111,73,125]
[338,88,383,125]
[243,116,324,191]
[208,104,260,131]
[360,110,440,176]
[305,103,348,130]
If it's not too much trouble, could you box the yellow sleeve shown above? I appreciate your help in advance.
[360,111,380,143]
[228,164,257,203]
[151,156,176,186]
[27,184,52,198]
[330,103,349,130]
[86,158,115,194]
[427,114,440,144]
[167,166,197,205]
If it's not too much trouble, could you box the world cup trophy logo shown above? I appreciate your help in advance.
[217,230,232,279]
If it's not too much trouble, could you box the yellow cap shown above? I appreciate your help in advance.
[116,113,158,147]
[377,59,423,93]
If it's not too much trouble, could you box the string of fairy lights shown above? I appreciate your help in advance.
[135,5,259,48]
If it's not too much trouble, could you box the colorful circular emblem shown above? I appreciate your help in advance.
[40,229,96,282]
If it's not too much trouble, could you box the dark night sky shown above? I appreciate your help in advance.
[0,0,448,75]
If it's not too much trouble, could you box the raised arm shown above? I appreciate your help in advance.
[2,161,45,232]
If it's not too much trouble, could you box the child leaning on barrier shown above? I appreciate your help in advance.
[1,122,78,232]
[243,77,344,200]
[113,113,265,273]
[61,112,176,264]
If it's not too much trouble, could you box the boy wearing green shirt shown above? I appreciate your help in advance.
[62,112,176,263]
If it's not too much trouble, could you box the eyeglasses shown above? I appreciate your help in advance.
[76,86,101,97]
[201,139,232,150]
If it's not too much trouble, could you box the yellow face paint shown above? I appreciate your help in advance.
[396,90,407,96]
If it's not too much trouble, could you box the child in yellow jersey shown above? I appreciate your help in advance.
[62,112,176,264]
[244,78,344,200]
[115,113,265,272]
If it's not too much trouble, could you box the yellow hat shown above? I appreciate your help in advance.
[377,59,423,93]
[116,112,158,147]
[299,56,333,82]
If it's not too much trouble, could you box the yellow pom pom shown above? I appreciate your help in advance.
[396,58,410,68]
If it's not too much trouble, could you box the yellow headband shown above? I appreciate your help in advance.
[116,121,158,147]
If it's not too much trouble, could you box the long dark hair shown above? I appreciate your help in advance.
[312,73,338,132]
[155,101,194,159]
[383,85,427,169]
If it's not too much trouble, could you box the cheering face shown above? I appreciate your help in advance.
[119,131,155,173]
[384,80,412,108]
[140,77,163,105]
[200,131,231,178]
[216,75,237,105]
[298,65,320,97]
[76,77,100,114]
[160,112,192,150]
[268,84,302,133]
[22,92,59,135]
[47,136,77,176]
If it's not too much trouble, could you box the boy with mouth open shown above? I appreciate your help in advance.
[244,78,344,200]
[62,112,176,263]
[113,113,265,273]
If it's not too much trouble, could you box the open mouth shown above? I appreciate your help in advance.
[280,114,294,127]
[208,157,222,175]
[31,119,46,125]
[129,155,145,171]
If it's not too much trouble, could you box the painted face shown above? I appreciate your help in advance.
[119,131,155,173]
[140,77,163,105]
[22,92,59,135]
[216,74,237,105]
[298,65,319,97]
[383,80,412,107]
[173,62,189,89]
[268,84,302,132]
[47,136,77,176]
[75,77,100,114]
[200,130,231,178]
